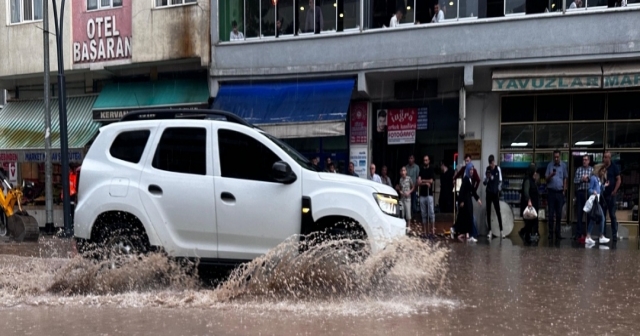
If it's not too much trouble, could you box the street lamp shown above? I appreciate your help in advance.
[51,0,73,238]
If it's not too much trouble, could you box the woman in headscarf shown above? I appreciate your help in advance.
[455,162,482,241]
[520,163,540,243]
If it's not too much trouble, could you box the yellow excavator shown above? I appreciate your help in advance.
[0,172,40,242]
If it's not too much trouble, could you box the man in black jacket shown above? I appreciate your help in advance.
[483,154,504,238]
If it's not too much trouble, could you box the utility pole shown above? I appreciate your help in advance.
[52,0,72,238]
[43,0,54,235]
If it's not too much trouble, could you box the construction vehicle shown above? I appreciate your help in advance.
[0,171,40,242]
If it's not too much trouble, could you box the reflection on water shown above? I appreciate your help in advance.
[1,235,640,335]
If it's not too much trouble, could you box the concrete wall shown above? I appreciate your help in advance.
[211,8,640,79]
[131,0,210,67]
[0,2,71,77]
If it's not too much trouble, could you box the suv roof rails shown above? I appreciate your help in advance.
[120,109,256,128]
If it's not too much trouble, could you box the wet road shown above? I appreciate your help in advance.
[1,236,640,336]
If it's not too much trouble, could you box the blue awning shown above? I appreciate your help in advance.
[212,79,355,138]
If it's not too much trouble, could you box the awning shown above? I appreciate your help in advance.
[0,96,100,162]
[602,63,640,89]
[492,66,602,91]
[92,78,210,121]
[212,79,355,139]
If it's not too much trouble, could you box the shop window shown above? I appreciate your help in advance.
[535,124,570,149]
[155,0,197,8]
[572,93,605,121]
[87,0,122,10]
[10,0,43,24]
[607,123,640,148]
[152,127,206,175]
[609,152,640,216]
[501,96,534,123]
[109,130,150,164]
[218,129,281,182]
[501,124,534,149]
[536,95,570,121]
[572,123,604,149]
[607,92,640,120]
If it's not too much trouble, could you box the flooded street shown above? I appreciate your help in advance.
[1,236,640,335]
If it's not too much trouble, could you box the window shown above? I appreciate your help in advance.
[608,92,640,120]
[155,0,197,7]
[572,123,604,149]
[535,124,570,149]
[500,124,534,149]
[607,123,640,148]
[501,96,534,123]
[573,93,605,121]
[109,130,150,163]
[87,0,122,10]
[10,0,43,24]
[536,95,570,121]
[152,128,207,175]
[218,129,281,182]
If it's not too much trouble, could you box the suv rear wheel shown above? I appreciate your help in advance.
[82,212,150,260]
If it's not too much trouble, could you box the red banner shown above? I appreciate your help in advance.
[350,102,368,144]
[387,108,417,145]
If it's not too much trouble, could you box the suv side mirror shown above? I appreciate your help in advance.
[272,161,297,184]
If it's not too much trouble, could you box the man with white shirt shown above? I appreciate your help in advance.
[369,164,382,183]
[230,21,244,41]
[569,0,582,8]
[390,8,403,27]
[432,3,444,23]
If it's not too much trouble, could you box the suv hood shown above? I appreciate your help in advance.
[318,172,397,195]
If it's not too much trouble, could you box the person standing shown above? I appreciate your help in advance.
[545,150,568,240]
[397,166,415,228]
[455,163,482,241]
[380,166,393,187]
[305,0,323,34]
[369,163,382,183]
[573,155,593,241]
[431,3,445,22]
[602,151,621,241]
[439,161,454,213]
[519,163,540,243]
[418,155,436,237]
[585,164,610,246]
[483,155,504,239]
[454,154,481,191]
[347,161,359,177]
[406,155,420,216]
[389,7,403,27]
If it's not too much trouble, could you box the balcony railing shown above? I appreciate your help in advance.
[218,0,636,43]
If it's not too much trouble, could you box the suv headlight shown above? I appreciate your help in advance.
[374,193,400,217]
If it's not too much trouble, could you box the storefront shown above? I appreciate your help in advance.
[0,95,100,227]
[212,78,354,172]
[494,64,640,236]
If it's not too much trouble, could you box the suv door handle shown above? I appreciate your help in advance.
[148,184,163,195]
[221,192,235,203]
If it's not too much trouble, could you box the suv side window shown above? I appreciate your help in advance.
[218,129,281,182]
[109,130,150,163]
[152,127,207,175]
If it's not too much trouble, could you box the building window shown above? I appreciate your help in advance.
[10,0,43,24]
[87,0,123,10]
[155,0,197,8]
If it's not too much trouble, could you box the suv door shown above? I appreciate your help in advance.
[213,126,302,260]
[138,122,218,258]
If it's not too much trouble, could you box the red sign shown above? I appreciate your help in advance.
[387,108,417,145]
[350,102,368,144]
[72,0,132,65]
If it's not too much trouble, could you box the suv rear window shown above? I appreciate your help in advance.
[109,130,150,163]
[152,127,207,175]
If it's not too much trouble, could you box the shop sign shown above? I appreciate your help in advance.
[387,109,417,145]
[417,108,428,130]
[72,0,132,66]
[0,152,19,162]
[603,74,640,89]
[349,146,368,179]
[463,140,482,160]
[349,102,368,144]
[23,151,84,163]
[492,76,601,91]
[8,162,17,185]
[93,103,210,121]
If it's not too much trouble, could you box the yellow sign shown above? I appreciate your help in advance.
[464,140,482,160]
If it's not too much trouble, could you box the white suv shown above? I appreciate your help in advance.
[74,110,405,262]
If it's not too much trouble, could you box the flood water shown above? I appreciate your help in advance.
[1,235,640,336]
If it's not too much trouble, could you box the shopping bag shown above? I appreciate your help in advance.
[583,195,595,213]
[523,206,538,220]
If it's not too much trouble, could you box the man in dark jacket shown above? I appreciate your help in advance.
[483,155,504,238]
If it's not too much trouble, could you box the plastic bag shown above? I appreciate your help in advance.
[583,195,597,213]
[523,206,538,220]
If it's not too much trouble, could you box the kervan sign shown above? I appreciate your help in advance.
[492,76,601,91]
[603,74,640,88]
[93,104,210,121]
[72,0,132,66]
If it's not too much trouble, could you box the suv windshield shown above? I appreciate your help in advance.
[260,132,315,171]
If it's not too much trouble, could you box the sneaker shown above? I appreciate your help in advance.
[599,237,610,244]
[487,232,492,239]
[468,237,478,243]
[585,237,596,245]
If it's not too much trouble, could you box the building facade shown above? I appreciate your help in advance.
[0,0,211,227]
[209,1,640,237]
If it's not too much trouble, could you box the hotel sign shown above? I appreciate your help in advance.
[492,76,601,91]
[603,74,640,89]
